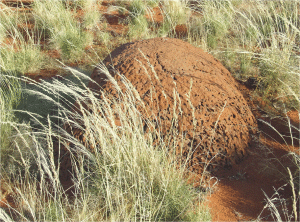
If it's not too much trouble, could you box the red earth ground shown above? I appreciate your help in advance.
[205,83,300,221]
[1,1,299,221]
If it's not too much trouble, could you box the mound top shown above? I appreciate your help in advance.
[89,37,257,173]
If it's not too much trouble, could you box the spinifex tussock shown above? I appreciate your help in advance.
[32,0,93,62]
[188,0,300,110]
[0,5,49,74]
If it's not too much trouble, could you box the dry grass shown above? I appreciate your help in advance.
[0,64,211,220]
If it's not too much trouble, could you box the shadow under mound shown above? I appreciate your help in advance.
[258,114,300,148]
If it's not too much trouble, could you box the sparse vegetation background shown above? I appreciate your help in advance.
[0,0,299,221]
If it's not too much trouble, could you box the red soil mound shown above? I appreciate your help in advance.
[88,37,257,174]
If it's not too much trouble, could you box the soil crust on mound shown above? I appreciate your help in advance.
[89,37,257,175]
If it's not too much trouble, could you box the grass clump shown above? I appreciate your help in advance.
[0,65,210,221]
[128,0,147,17]
[0,6,49,74]
[193,1,235,49]
[74,0,102,31]
[33,0,93,62]
[128,14,149,39]
[0,5,19,41]
[127,0,153,40]
[188,0,300,110]
[82,8,102,31]
[156,0,190,38]
[1,44,47,74]
[0,71,23,170]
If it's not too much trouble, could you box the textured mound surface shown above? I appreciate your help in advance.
[89,37,257,173]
